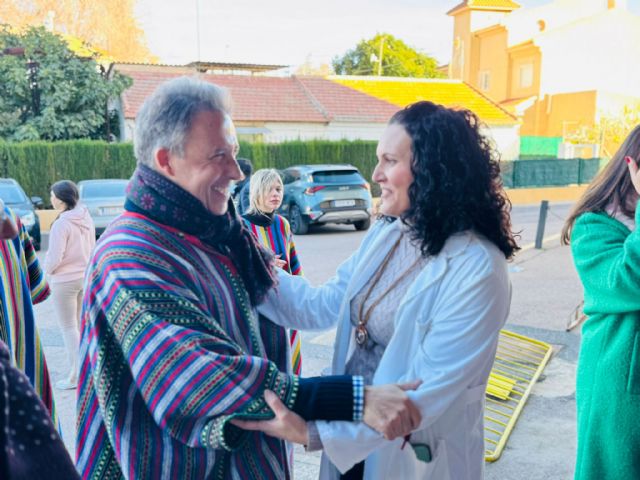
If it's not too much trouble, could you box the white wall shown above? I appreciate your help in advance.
[482,124,521,161]
[124,119,135,141]
[504,0,613,47]
[535,10,640,97]
[470,11,511,33]
[124,118,519,161]
[262,121,387,143]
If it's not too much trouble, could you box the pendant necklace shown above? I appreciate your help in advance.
[355,235,422,348]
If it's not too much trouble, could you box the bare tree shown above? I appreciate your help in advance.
[0,0,156,62]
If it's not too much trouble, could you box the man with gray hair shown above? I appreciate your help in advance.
[76,77,420,479]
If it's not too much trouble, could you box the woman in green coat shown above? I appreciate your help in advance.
[562,124,640,480]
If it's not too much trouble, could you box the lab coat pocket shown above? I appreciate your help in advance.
[465,384,488,443]
[384,438,450,479]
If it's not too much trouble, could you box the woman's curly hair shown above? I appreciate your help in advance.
[390,101,519,259]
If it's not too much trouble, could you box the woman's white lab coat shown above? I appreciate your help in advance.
[260,219,511,479]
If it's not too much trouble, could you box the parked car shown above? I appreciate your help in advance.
[78,179,129,237]
[0,178,42,249]
[278,164,372,234]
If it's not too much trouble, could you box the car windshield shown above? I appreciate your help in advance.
[81,182,127,198]
[0,184,28,204]
[311,170,363,183]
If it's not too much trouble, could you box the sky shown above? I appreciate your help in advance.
[134,0,640,70]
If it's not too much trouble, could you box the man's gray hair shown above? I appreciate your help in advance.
[134,76,232,168]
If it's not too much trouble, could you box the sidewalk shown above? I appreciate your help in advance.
[34,232,583,479]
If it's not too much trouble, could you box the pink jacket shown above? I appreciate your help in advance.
[44,205,96,284]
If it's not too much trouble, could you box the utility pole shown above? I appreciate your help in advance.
[377,35,385,76]
[195,0,201,61]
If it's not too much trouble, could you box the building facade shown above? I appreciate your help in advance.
[448,0,640,154]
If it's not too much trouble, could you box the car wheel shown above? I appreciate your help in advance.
[289,205,309,235]
[354,218,371,231]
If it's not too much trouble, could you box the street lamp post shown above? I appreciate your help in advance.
[26,60,40,116]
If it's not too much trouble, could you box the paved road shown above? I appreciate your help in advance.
[34,200,581,479]
[295,202,574,285]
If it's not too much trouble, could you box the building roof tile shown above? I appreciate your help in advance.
[330,76,518,125]
[116,66,398,124]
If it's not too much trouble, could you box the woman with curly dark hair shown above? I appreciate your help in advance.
[234,101,518,479]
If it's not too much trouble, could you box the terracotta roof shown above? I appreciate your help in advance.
[295,77,398,123]
[447,0,520,15]
[330,76,518,125]
[116,66,398,124]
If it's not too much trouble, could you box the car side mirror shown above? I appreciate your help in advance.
[30,196,44,209]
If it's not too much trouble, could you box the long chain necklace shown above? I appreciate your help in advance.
[355,236,423,348]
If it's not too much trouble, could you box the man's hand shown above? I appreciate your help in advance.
[363,381,422,440]
[231,390,308,445]
[0,200,17,240]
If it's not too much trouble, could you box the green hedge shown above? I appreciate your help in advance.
[239,139,378,182]
[0,139,379,203]
[0,140,605,205]
[0,140,136,203]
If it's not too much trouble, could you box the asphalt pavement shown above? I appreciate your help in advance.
[34,201,582,479]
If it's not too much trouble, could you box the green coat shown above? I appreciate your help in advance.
[571,209,640,480]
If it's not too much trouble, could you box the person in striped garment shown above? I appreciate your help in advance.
[0,200,58,427]
[76,77,421,480]
[242,168,303,375]
[0,206,78,479]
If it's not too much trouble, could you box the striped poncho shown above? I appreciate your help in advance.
[76,212,301,479]
[77,166,360,480]
[243,211,303,374]
[0,207,56,423]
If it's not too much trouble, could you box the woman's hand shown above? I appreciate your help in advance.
[626,155,640,195]
[231,390,308,444]
[273,255,287,269]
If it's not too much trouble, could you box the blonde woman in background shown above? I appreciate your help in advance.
[44,180,95,389]
[242,168,303,374]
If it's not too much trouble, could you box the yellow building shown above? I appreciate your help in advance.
[448,0,640,154]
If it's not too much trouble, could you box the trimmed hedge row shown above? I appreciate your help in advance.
[0,141,136,204]
[0,140,603,205]
[0,139,379,203]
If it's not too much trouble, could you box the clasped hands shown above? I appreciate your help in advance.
[231,380,422,445]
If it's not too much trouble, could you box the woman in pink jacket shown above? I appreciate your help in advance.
[44,180,95,390]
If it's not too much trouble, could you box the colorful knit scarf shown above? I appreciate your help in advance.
[125,164,277,306]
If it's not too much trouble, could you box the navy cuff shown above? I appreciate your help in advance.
[292,375,355,421]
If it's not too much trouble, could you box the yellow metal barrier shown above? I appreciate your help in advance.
[484,330,553,462]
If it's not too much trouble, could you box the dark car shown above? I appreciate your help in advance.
[0,178,43,250]
[278,164,372,234]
